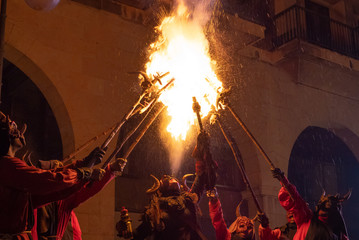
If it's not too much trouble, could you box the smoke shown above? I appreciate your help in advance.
[176,0,216,26]
[168,141,184,175]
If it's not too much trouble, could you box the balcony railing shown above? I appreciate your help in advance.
[274,5,359,59]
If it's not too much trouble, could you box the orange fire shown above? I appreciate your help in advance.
[146,1,222,140]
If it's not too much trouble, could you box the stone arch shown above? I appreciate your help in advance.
[288,125,359,237]
[4,44,75,155]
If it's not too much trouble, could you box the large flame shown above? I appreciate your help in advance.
[146,1,222,140]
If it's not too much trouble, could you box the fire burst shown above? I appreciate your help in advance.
[146,1,222,140]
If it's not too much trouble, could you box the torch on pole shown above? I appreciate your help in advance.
[86,74,173,168]
[101,78,175,169]
[212,111,263,213]
[122,104,165,159]
[192,97,217,191]
[217,88,276,169]
[101,100,158,169]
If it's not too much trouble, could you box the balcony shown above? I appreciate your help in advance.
[274,5,359,59]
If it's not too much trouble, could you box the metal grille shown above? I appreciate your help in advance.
[274,5,359,59]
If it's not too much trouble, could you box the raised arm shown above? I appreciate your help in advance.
[208,192,231,240]
[0,156,92,195]
[63,158,127,210]
[256,212,282,240]
[271,168,312,227]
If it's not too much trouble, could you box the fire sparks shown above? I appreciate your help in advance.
[146,1,222,140]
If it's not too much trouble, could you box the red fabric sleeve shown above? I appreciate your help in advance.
[0,156,81,195]
[258,225,281,240]
[31,209,38,240]
[62,165,115,210]
[278,176,312,227]
[71,212,82,240]
[342,234,349,240]
[209,198,231,240]
[31,183,85,208]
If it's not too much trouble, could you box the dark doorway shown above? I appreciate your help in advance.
[288,126,359,238]
[0,59,63,162]
[305,0,331,47]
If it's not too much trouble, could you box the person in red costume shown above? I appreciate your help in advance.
[33,157,127,240]
[0,112,105,240]
[257,211,297,240]
[271,167,350,240]
[208,188,255,240]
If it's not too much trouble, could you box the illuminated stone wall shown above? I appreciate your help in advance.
[5,0,359,239]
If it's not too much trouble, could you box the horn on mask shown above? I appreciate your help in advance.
[339,189,352,202]
[20,123,27,135]
[182,173,194,192]
[146,174,161,194]
[236,200,243,218]
[0,111,6,121]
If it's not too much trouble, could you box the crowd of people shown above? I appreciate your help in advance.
[0,112,126,240]
[0,111,351,240]
[116,132,350,240]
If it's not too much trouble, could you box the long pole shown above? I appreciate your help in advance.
[0,0,7,104]
[62,123,117,165]
[226,104,276,169]
[122,104,165,159]
[101,100,158,169]
[222,103,293,199]
[101,78,174,167]
[215,113,263,213]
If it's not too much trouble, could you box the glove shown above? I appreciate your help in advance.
[255,211,269,228]
[38,160,63,170]
[90,168,106,181]
[83,147,107,168]
[192,131,210,160]
[197,131,210,147]
[271,168,285,181]
[110,158,127,175]
[76,167,93,181]
[206,187,218,200]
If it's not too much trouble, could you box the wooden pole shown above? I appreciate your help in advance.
[122,104,165,159]
[226,104,276,169]
[215,113,263,213]
[0,0,7,104]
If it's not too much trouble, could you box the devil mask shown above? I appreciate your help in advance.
[0,112,27,152]
[228,201,255,240]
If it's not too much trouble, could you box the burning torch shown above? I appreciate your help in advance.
[192,97,217,191]
[101,77,175,169]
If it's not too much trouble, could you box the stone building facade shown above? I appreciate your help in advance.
[3,0,359,239]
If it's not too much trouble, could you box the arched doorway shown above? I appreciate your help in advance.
[288,126,359,237]
[0,58,63,161]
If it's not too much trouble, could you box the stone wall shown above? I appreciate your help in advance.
[5,0,359,239]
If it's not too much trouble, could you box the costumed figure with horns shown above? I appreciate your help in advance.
[208,190,256,240]
[0,112,105,240]
[271,168,350,240]
[117,132,217,240]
